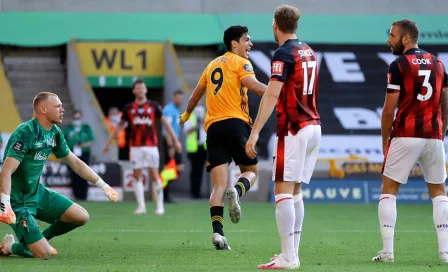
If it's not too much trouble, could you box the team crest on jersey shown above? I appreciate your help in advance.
[131,109,136,114]
[147,108,152,114]
[387,73,391,84]
[13,141,23,152]
[47,137,56,148]
[20,218,28,228]
[244,64,253,72]
[272,61,284,76]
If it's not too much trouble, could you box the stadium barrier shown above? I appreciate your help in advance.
[0,158,436,204]
[300,179,432,204]
[40,161,123,202]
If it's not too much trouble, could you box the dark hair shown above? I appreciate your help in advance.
[223,25,249,52]
[108,106,119,113]
[274,5,300,34]
[72,110,82,117]
[173,90,184,96]
[32,92,57,109]
[132,79,145,89]
[392,19,419,43]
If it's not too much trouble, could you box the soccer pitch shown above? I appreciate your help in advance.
[0,202,446,271]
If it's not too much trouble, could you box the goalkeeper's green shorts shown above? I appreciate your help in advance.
[10,186,73,245]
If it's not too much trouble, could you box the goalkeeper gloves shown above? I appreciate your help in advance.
[95,178,119,202]
[0,193,16,225]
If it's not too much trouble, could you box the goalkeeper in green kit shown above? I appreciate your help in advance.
[0,92,119,258]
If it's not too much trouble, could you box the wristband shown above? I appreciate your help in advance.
[95,178,107,190]
[0,193,10,202]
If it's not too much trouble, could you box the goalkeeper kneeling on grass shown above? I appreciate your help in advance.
[0,92,119,258]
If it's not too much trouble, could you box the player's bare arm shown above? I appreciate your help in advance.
[161,116,182,152]
[103,120,125,153]
[0,157,20,224]
[180,84,206,125]
[164,130,175,157]
[442,88,448,139]
[241,76,267,97]
[381,92,399,154]
[245,81,283,159]
[62,152,119,202]
[0,157,20,195]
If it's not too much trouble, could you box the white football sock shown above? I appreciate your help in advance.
[293,193,304,257]
[378,194,396,253]
[133,177,145,208]
[153,179,164,210]
[432,195,448,253]
[275,193,296,263]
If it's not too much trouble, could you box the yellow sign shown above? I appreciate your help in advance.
[76,42,164,77]
[340,162,448,178]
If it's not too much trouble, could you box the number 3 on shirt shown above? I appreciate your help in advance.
[417,70,433,101]
[211,68,223,95]
[302,61,317,95]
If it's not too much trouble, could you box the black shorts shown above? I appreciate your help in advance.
[163,138,183,165]
[206,118,258,172]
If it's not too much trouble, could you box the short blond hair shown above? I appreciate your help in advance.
[274,5,300,34]
[32,92,57,109]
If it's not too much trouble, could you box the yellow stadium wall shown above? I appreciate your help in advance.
[0,56,22,133]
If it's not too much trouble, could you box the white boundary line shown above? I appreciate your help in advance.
[322,229,434,233]
[75,229,435,233]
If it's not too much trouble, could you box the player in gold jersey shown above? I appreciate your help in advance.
[180,25,267,250]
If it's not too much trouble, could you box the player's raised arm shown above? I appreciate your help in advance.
[62,153,119,202]
[180,84,206,125]
[187,84,206,115]
[53,128,119,202]
[0,157,20,224]
[180,66,208,125]
[241,76,267,97]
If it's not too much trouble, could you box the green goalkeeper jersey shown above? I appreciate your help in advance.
[3,118,70,205]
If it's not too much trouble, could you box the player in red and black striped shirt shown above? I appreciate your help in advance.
[121,100,161,147]
[104,80,181,215]
[387,50,446,139]
[374,19,448,263]
[245,5,321,269]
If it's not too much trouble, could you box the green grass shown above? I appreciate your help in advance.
[0,202,447,271]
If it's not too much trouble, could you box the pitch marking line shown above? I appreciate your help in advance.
[77,229,435,233]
